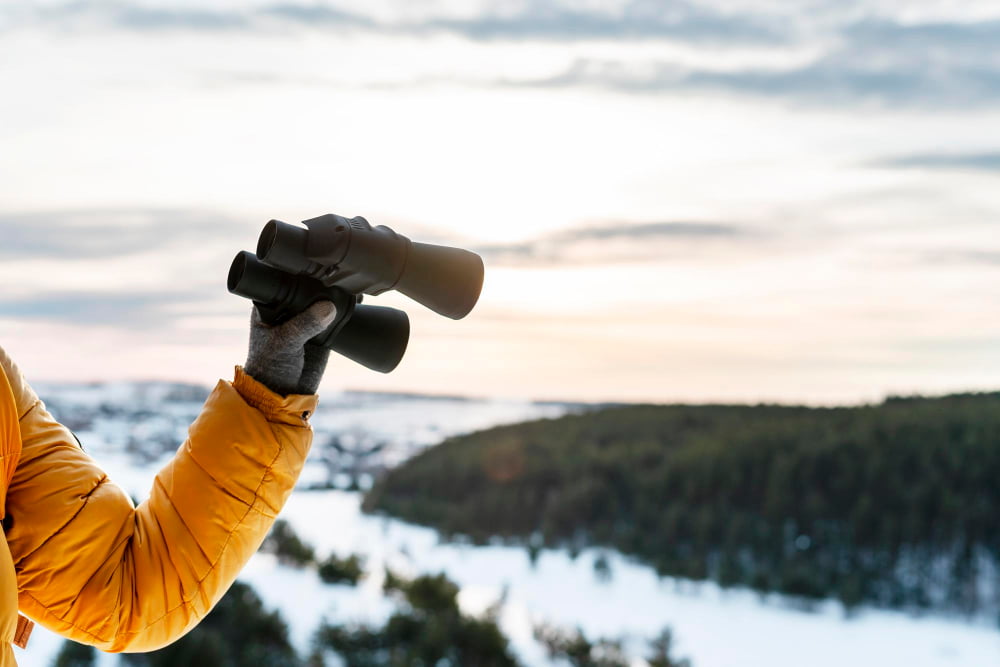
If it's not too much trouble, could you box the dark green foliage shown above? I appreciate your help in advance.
[122,581,299,667]
[317,553,366,586]
[593,553,612,583]
[261,519,316,567]
[646,628,691,667]
[311,571,518,667]
[397,572,461,613]
[382,566,408,593]
[533,624,629,667]
[52,640,96,667]
[364,393,1000,611]
[533,624,690,667]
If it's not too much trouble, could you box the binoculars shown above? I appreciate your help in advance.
[228,213,484,373]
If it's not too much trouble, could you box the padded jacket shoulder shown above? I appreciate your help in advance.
[0,345,316,652]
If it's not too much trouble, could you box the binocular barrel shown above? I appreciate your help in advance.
[227,251,349,320]
[228,251,409,373]
[257,214,484,320]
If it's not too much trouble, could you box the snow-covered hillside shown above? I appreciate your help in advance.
[15,382,1000,667]
[31,380,575,488]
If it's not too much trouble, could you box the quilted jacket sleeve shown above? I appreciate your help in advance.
[0,345,317,652]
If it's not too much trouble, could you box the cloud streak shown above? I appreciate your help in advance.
[920,249,1000,267]
[420,3,783,45]
[110,4,376,31]
[114,7,250,30]
[0,209,251,261]
[874,152,1000,171]
[510,48,1000,109]
[477,221,755,266]
[453,14,1000,108]
[2,1,783,44]
[0,289,213,329]
[0,209,256,329]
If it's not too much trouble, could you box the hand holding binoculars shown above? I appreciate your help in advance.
[228,213,484,373]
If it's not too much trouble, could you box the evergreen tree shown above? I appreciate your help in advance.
[52,640,95,667]
[122,581,299,667]
[646,628,691,667]
[311,572,518,666]
[260,519,316,567]
[533,624,629,667]
[317,553,365,586]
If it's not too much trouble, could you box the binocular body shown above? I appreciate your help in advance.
[228,214,484,373]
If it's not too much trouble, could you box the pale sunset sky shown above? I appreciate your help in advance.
[1,0,999,403]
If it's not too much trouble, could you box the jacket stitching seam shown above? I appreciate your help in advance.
[186,448,256,510]
[13,475,108,567]
[17,400,41,423]
[152,475,218,568]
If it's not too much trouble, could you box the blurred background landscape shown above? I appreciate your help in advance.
[2,0,1000,665]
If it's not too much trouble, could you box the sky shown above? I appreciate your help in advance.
[1,0,999,404]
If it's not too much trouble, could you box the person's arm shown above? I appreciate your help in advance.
[1,301,336,652]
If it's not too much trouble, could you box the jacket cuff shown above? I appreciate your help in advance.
[232,366,319,426]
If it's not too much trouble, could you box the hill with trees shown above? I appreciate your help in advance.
[363,392,1000,613]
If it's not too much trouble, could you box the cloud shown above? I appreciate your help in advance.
[9,3,1000,108]
[490,16,1000,108]
[565,221,743,240]
[2,1,784,45]
[511,48,1000,109]
[0,209,251,261]
[477,220,754,266]
[420,2,783,45]
[681,62,1000,109]
[0,208,254,331]
[873,152,1000,171]
[920,249,1000,267]
[0,2,362,33]
[114,7,250,30]
[261,4,375,27]
[844,18,1000,55]
[0,209,259,330]
[110,4,375,31]
[0,289,212,329]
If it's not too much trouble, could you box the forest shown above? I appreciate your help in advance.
[363,392,1000,613]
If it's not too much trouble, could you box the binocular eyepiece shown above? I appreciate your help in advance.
[228,214,484,374]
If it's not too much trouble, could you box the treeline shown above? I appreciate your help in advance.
[363,392,1000,613]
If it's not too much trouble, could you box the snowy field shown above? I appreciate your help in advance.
[15,384,1000,666]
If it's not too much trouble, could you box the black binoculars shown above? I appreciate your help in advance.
[228,213,484,373]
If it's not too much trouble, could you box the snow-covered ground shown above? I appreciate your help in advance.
[14,383,1000,666]
[247,491,1000,667]
[32,381,574,480]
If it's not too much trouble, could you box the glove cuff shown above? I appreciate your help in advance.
[233,366,319,425]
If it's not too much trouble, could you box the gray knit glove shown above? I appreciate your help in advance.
[243,300,338,396]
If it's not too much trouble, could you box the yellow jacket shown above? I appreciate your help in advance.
[0,345,316,664]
